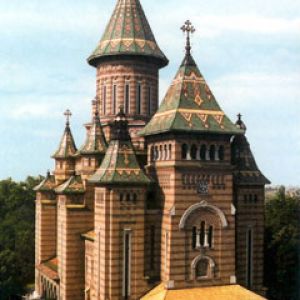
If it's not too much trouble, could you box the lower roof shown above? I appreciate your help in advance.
[141,283,266,300]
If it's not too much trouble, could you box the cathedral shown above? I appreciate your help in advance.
[34,0,270,299]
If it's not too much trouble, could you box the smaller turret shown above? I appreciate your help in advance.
[77,100,108,177]
[52,109,77,183]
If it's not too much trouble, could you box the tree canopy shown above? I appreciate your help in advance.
[0,177,40,300]
[265,187,300,300]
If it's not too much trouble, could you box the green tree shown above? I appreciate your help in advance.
[265,187,300,300]
[0,176,40,300]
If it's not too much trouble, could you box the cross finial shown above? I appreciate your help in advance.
[237,113,242,122]
[181,20,195,55]
[64,109,72,126]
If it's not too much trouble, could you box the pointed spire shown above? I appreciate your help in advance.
[89,106,151,185]
[180,20,197,67]
[88,0,168,68]
[52,110,77,159]
[140,26,242,137]
[79,99,107,155]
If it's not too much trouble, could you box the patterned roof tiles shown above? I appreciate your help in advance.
[140,52,243,136]
[88,0,168,67]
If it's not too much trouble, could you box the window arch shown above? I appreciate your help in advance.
[190,144,197,160]
[182,144,188,160]
[209,145,216,161]
[191,255,215,280]
[200,145,206,160]
[218,145,225,161]
[196,259,209,278]
[168,144,172,160]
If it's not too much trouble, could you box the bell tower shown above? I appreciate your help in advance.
[87,0,168,150]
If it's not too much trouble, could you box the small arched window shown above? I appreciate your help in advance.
[218,146,225,161]
[182,144,188,160]
[168,144,172,160]
[154,146,158,161]
[209,145,216,161]
[200,145,206,160]
[195,259,209,278]
[254,195,258,203]
[133,193,137,203]
[192,226,197,249]
[190,145,197,160]
[208,225,213,248]
[200,221,205,246]
[126,193,131,201]
[159,145,163,160]
[150,146,154,162]
[120,194,124,202]
[164,145,168,160]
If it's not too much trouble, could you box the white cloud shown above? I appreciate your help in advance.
[212,72,300,111]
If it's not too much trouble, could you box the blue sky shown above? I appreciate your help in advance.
[0,0,299,185]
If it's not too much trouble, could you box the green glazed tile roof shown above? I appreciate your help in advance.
[34,172,56,192]
[52,124,77,159]
[55,175,85,194]
[140,53,243,136]
[89,109,151,185]
[88,0,168,67]
[78,113,107,155]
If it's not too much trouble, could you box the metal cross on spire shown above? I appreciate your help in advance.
[64,109,72,126]
[181,20,195,55]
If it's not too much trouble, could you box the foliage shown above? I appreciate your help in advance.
[0,177,40,300]
[265,186,300,300]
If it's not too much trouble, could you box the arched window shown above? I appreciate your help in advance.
[112,84,117,115]
[254,195,258,203]
[200,145,206,160]
[209,145,216,161]
[102,85,107,115]
[126,193,131,201]
[168,144,172,160]
[200,221,205,246]
[182,144,188,160]
[192,226,197,249]
[150,146,154,162]
[218,146,225,161]
[154,146,158,161]
[164,145,168,160]
[124,83,130,114]
[136,83,142,115]
[159,145,163,160]
[190,144,197,160]
[208,225,213,248]
[195,259,209,278]
[133,193,137,203]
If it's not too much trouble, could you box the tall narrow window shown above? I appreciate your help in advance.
[200,145,207,160]
[136,83,142,115]
[246,228,253,288]
[182,144,188,159]
[147,86,151,116]
[191,145,197,160]
[150,226,155,270]
[102,85,106,115]
[192,226,197,249]
[209,145,216,161]
[112,84,117,115]
[218,145,225,161]
[208,225,213,248]
[123,229,132,299]
[125,83,130,114]
[200,221,205,246]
